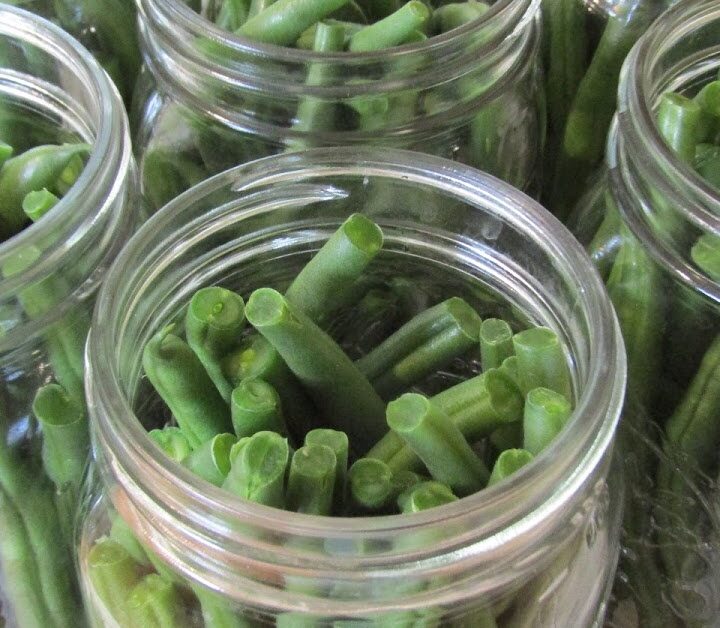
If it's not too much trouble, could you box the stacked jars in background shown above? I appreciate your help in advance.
[570,1,720,625]
[77,149,626,627]
[0,6,138,627]
[133,0,544,210]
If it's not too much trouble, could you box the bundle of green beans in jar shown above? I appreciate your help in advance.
[78,148,625,627]
[135,0,543,210]
[568,2,720,625]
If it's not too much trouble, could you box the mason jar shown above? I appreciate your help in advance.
[569,1,720,625]
[133,0,543,211]
[79,147,625,627]
[0,5,138,626]
[0,0,141,104]
[541,0,674,219]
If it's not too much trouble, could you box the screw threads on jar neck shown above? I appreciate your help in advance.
[609,0,720,304]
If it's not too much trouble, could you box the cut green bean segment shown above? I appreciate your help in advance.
[348,457,394,511]
[512,327,572,399]
[387,393,489,495]
[657,92,703,164]
[0,141,12,168]
[488,448,533,486]
[183,433,237,486]
[22,188,59,222]
[691,233,720,281]
[357,297,482,399]
[286,443,337,515]
[523,387,572,455]
[148,427,192,462]
[285,214,384,322]
[32,383,88,491]
[0,143,90,239]
[87,539,144,624]
[142,324,232,448]
[216,0,250,29]
[349,0,430,52]
[398,480,457,513]
[479,318,514,371]
[305,428,349,510]
[295,19,363,48]
[109,514,151,567]
[186,286,246,403]
[231,378,287,438]
[433,0,488,33]
[222,431,289,507]
[237,0,352,45]
[246,288,386,452]
[695,144,720,189]
[126,574,183,628]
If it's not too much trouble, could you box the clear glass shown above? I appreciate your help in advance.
[0,0,141,104]
[79,147,626,627]
[134,0,543,211]
[569,1,720,625]
[541,0,674,218]
[0,5,138,627]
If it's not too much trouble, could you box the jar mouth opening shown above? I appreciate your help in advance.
[0,6,131,285]
[144,0,537,64]
[91,148,625,544]
[613,0,720,302]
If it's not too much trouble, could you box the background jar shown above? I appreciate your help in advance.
[542,0,674,219]
[569,1,720,625]
[0,0,141,104]
[80,147,625,627]
[133,0,543,211]
[0,5,138,626]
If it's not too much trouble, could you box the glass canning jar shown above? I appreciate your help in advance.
[133,0,543,211]
[541,0,674,219]
[0,0,141,104]
[0,5,138,627]
[79,147,625,627]
[569,1,720,625]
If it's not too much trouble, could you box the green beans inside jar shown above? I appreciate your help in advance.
[0,0,141,105]
[541,0,674,220]
[134,0,543,211]
[0,5,139,627]
[80,147,625,627]
[568,1,720,625]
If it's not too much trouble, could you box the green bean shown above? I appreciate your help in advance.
[387,393,489,495]
[397,480,457,513]
[216,0,250,29]
[488,448,533,486]
[109,513,151,567]
[142,149,208,211]
[694,80,720,143]
[0,140,12,168]
[222,430,290,507]
[237,0,352,45]
[183,433,237,486]
[142,324,232,448]
[523,387,571,455]
[305,428,349,511]
[185,286,246,403]
[348,457,394,511]
[245,288,386,453]
[231,378,287,438]
[285,213,383,322]
[87,539,144,625]
[126,574,184,628]
[287,443,337,515]
[295,20,363,49]
[348,1,429,52]
[148,427,193,462]
[691,233,720,281]
[432,1,488,34]
[479,318,514,371]
[22,188,59,222]
[511,327,572,399]
[657,92,703,164]
[0,143,89,239]
[695,144,720,189]
[356,297,482,400]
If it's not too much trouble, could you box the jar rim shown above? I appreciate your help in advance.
[0,5,133,346]
[89,148,625,549]
[611,0,720,303]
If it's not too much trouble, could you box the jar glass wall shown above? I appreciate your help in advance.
[0,6,138,626]
[569,1,720,625]
[80,148,625,627]
[134,0,544,211]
